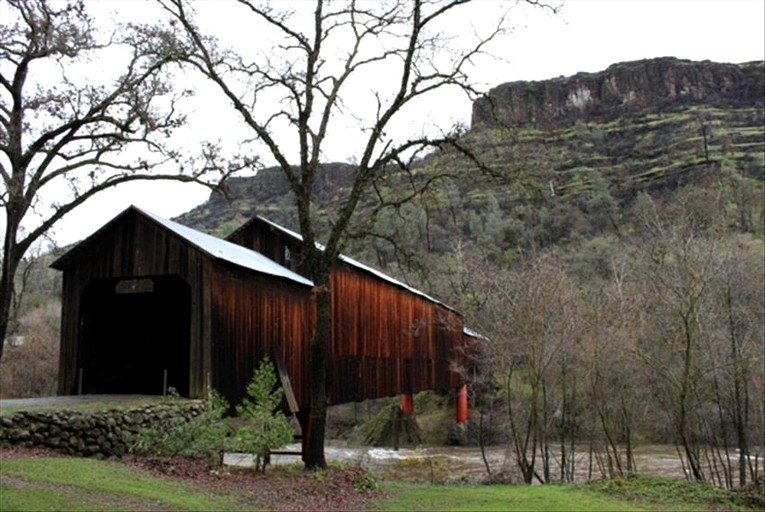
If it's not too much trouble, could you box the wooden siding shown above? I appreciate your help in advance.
[56,209,474,412]
[227,219,306,274]
[228,217,471,405]
[328,265,465,403]
[209,261,314,407]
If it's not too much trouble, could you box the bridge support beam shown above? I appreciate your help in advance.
[456,384,469,424]
[401,393,415,415]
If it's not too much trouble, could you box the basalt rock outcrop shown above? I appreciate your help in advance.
[472,57,764,128]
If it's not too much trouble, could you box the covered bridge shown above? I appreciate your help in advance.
[226,215,471,404]
[52,206,313,404]
[53,206,476,447]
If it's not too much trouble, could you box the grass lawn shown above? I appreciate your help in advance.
[377,477,751,511]
[1,452,757,511]
[377,481,644,511]
[0,457,245,511]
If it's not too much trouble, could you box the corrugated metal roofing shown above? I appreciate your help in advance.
[139,208,314,287]
[252,216,458,312]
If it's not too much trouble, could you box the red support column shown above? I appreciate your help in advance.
[401,393,415,415]
[456,384,469,424]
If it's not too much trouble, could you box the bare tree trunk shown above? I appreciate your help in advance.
[560,371,568,483]
[622,399,636,474]
[541,378,551,483]
[678,312,705,482]
[0,212,24,361]
[726,282,751,487]
[478,407,493,478]
[306,277,332,469]
[507,370,537,485]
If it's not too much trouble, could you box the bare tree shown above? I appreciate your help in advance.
[700,242,765,487]
[632,190,730,483]
[447,250,577,484]
[495,257,577,484]
[155,0,554,469]
[578,250,641,480]
[0,0,252,360]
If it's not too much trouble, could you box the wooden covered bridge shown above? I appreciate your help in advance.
[52,206,476,457]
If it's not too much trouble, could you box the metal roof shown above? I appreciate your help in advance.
[463,326,487,340]
[250,216,458,312]
[141,208,314,287]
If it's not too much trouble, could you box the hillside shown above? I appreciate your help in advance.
[177,57,764,268]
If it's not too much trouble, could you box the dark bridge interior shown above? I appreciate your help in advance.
[77,275,191,396]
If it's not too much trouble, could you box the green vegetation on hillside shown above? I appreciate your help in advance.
[176,102,764,267]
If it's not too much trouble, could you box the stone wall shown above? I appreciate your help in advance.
[0,401,206,458]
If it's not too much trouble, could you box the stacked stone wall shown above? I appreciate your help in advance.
[0,401,206,458]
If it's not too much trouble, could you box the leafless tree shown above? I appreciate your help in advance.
[155,0,555,469]
[446,249,578,484]
[0,0,252,360]
[699,242,764,487]
[496,257,579,484]
[578,250,641,479]
[429,184,763,486]
[0,300,60,398]
[632,190,730,483]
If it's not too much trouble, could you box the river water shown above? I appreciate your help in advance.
[224,442,727,484]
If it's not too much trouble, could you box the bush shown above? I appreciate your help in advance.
[359,399,422,448]
[228,358,294,470]
[131,390,230,465]
[132,359,295,470]
[587,474,737,507]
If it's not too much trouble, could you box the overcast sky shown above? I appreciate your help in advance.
[19,0,765,246]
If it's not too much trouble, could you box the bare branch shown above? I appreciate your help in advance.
[1,0,252,358]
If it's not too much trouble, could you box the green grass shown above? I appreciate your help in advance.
[377,481,645,511]
[0,457,244,511]
[2,454,757,511]
[377,476,753,511]
[586,475,739,509]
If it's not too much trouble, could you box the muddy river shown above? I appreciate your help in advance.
[224,443,740,484]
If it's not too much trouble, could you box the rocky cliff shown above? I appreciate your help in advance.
[472,57,764,128]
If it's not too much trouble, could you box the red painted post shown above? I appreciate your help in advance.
[456,384,469,424]
[401,393,415,415]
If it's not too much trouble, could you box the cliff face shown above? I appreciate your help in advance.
[472,57,765,128]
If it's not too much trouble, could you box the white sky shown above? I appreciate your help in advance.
[8,0,765,247]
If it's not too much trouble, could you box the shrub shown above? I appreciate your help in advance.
[131,390,230,465]
[133,359,295,471]
[228,358,294,471]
